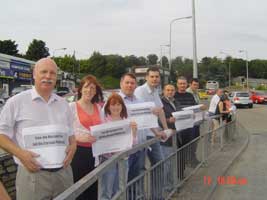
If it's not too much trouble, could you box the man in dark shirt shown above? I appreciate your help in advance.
[174,76,200,167]
[174,76,197,109]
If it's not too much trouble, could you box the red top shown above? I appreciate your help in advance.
[76,102,101,147]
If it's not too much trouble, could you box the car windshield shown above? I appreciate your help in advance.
[236,93,249,97]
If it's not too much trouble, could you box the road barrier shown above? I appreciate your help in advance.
[54,113,237,200]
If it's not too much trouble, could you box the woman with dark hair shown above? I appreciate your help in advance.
[100,93,137,200]
[218,94,231,123]
[69,75,103,200]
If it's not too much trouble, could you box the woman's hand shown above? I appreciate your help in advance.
[75,132,97,143]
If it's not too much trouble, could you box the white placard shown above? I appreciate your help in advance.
[91,119,132,157]
[127,102,158,130]
[22,125,69,168]
[183,104,204,123]
[172,110,194,131]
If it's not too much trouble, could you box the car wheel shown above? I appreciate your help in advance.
[255,99,258,104]
[248,104,253,108]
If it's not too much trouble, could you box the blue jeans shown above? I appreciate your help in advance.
[100,160,128,200]
[147,136,164,200]
[146,136,164,165]
[162,146,175,192]
[128,150,146,182]
[127,150,146,200]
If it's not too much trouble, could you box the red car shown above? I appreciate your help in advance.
[250,91,267,104]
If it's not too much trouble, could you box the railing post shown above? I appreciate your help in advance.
[201,121,208,167]
[146,170,151,199]
[172,133,178,186]
[220,116,224,150]
[97,176,102,200]
[118,158,127,200]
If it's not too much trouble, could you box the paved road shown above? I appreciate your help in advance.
[212,104,267,200]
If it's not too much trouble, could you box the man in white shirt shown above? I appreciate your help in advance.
[134,67,168,165]
[209,88,223,115]
[0,58,76,200]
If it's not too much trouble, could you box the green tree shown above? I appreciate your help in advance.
[124,55,141,69]
[54,55,76,73]
[25,39,49,61]
[0,40,19,56]
[87,52,107,77]
[249,59,267,78]
[161,56,169,68]
[105,54,126,78]
[138,56,147,65]
[147,54,158,65]
[79,59,90,74]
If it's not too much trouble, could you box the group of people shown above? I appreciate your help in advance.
[209,88,234,144]
[0,57,225,200]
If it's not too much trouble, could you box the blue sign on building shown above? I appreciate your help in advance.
[10,60,32,81]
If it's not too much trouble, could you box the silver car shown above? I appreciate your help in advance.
[229,91,253,108]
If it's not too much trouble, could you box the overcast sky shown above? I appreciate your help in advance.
[1,0,267,60]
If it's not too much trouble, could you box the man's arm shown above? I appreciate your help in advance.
[0,181,11,200]
[63,135,77,168]
[150,128,167,140]
[0,134,41,172]
[158,108,168,130]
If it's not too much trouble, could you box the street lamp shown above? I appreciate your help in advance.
[239,50,249,90]
[191,0,198,78]
[169,16,192,76]
[52,48,67,57]
[220,51,231,88]
[160,44,170,68]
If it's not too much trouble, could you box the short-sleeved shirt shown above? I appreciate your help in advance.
[0,87,74,165]
[118,91,148,143]
[134,82,163,108]
[209,94,220,114]
[134,83,162,136]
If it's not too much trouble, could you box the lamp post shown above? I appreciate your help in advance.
[52,48,67,58]
[239,50,249,90]
[220,51,231,88]
[192,0,198,78]
[169,16,192,75]
[160,44,170,68]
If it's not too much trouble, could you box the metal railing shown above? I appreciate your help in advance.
[54,113,237,200]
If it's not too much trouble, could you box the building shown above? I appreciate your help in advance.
[0,53,77,97]
[0,53,35,97]
[131,65,170,86]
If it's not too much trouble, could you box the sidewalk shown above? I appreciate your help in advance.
[171,121,249,200]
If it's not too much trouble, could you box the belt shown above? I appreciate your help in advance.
[41,167,63,172]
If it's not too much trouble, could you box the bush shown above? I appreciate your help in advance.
[99,76,120,89]
[255,85,267,90]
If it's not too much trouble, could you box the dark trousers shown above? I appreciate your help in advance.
[71,146,97,200]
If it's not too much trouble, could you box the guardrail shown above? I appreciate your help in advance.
[54,113,237,200]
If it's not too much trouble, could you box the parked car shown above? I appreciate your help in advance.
[198,89,209,100]
[63,93,78,103]
[56,87,72,97]
[229,91,253,108]
[250,91,267,104]
[11,85,32,96]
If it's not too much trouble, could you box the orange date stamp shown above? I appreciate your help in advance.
[203,176,248,185]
